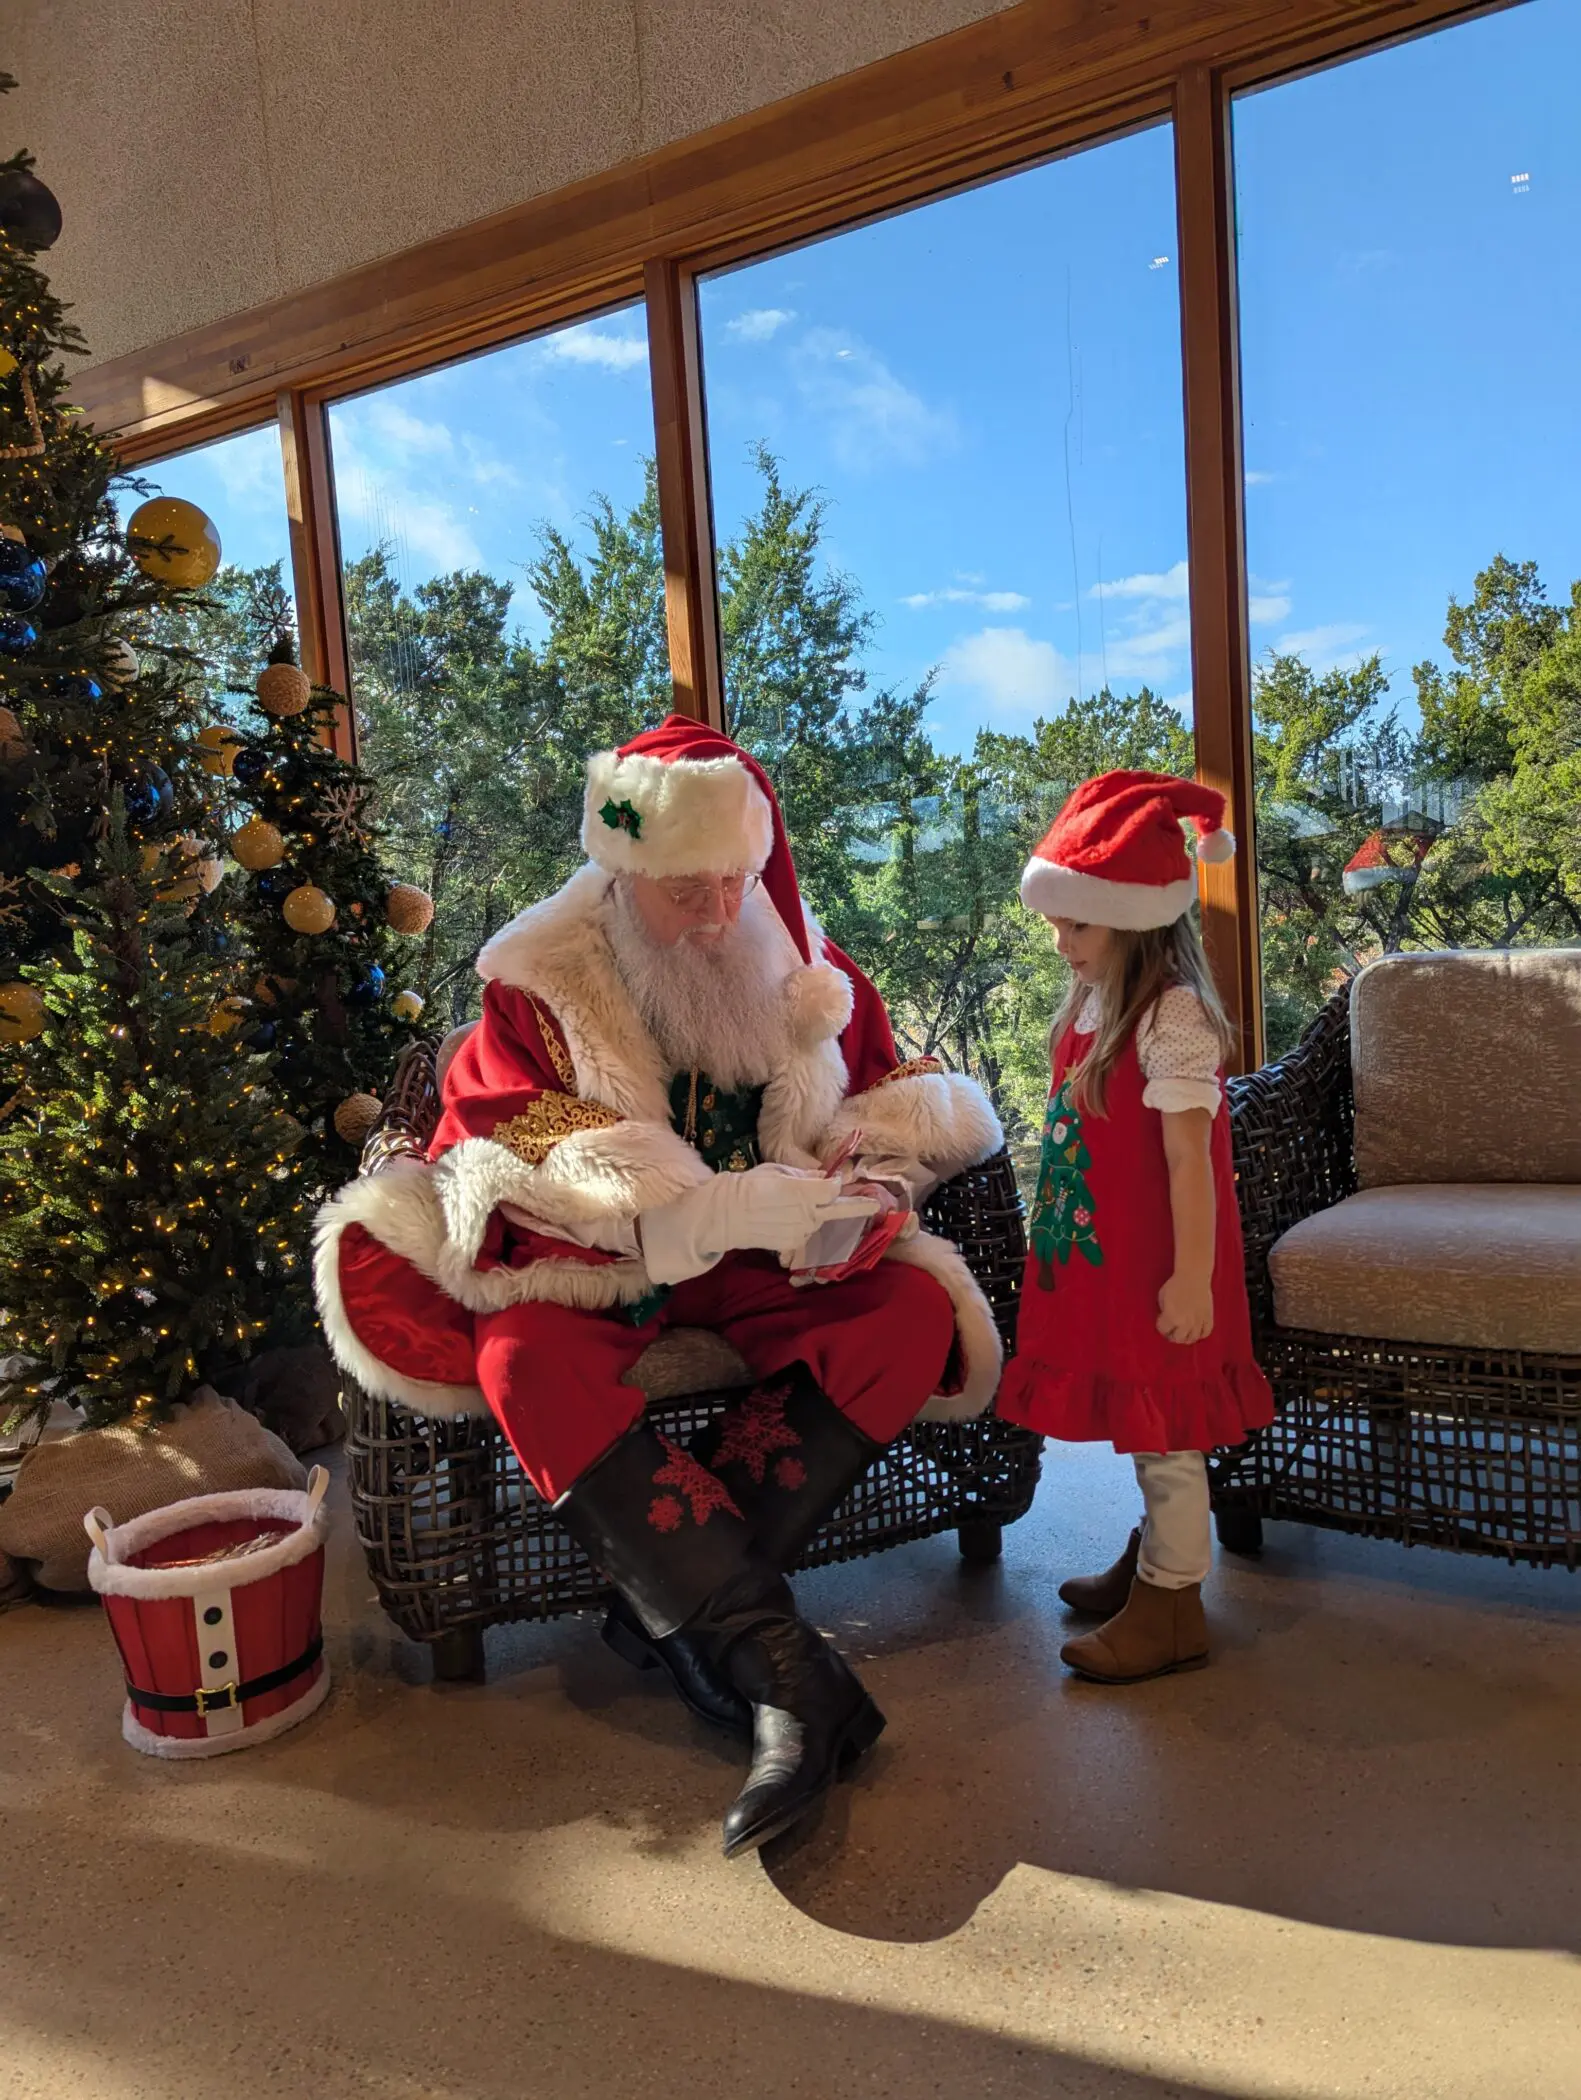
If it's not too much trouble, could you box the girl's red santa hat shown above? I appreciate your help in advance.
[582,713,853,1041]
[1020,768,1236,930]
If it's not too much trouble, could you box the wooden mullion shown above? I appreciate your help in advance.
[644,258,724,728]
[277,389,356,761]
[1174,64,1263,1075]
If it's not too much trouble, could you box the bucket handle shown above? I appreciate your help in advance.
[304,1464,329,1522]
[83,1505,114,1558]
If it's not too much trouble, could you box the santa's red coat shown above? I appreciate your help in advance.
[314,867,1005,1422]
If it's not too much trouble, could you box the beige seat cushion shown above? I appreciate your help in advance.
[1351,948,1581,1188]
[1270,1185,1581,1353]
[624,1329,754,1400]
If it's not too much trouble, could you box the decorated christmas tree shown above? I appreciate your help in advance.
[1028,1077,1103,1290]
[0,86,301,1431]
[210,573,433,1191]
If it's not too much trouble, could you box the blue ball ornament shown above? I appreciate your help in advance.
[246,1020,278,1051]
[44,671,103,704]
[0,542,46,613]
[123,779,159,823]
[0,614,37,655]
[255,867,295,903]
[348,963,386,1007]
[232,745,269,787]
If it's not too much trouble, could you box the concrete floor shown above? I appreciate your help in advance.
[2,1442,1578,2100]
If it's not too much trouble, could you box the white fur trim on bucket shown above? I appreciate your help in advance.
[84,1467,332,1601]
[582,749,774,878]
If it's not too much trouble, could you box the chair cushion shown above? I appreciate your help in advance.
[1269,1185,1581,1352]
[1352,948,1581,1188]
[623,1328,754,1400]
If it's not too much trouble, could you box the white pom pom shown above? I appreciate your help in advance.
[1196,826,1236,864]
[785,962,853,1045]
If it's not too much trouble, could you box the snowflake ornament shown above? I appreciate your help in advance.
[318,780,368,846]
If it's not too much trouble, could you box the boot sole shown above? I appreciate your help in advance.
[720,1696,887,1859]
[601,1608,754,1741]
[1063,1651,1209,1685]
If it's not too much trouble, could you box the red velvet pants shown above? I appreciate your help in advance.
[336,1228,954,1504]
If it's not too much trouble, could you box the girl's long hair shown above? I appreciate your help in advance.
[1053,914,1236,1116]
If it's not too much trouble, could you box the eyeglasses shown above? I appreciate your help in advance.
[657,871,761,913]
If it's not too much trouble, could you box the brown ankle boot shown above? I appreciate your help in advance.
[1058,1528,1142,1617]
[1060,1576,1209,1684]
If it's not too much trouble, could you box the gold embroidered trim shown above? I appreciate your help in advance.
[493,1094,622,1166]
[527,994,576,1091]
[877,1057,945,1087]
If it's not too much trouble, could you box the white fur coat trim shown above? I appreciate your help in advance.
[831,1068,1003,1182]
[884,1230,1004,1421]
[87,1484,329,1601]
[120,1665,331,1760]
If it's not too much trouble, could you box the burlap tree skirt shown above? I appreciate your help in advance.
[0,1390,305,1595]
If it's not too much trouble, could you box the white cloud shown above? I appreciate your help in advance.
[1244,469,1276,486]
[1273,622,1372,670]
[936,626,1074,718]
[1248,592,1292,625]
[1104,614,1193,677]
[1092,558,1190,603]
[360,397,456,459]
[902,586,1030,612]
[792,328,956,471]
[726,307,796,342]
[541,324,648,373]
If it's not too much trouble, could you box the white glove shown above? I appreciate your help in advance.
[639,1166,879,1286]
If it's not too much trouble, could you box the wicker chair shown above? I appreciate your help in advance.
[345,1038,1042,1678]
[1218,966,1581,1568]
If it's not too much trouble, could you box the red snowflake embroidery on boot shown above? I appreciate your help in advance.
[648,1436,741,1529]
[773,1456,807,1491]
[713,1381,803,1485]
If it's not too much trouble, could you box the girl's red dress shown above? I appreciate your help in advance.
[997,1015,1274,1455]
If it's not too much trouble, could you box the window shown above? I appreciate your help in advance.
[697,125,1192,1146]
[326,305,666,1022]
[132,423,296,723]
[1235,0,1581,1054]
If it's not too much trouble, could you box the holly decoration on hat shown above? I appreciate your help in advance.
[1029,1075,1102,1290]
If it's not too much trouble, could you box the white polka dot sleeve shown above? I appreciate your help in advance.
[1137,986,1224,1118]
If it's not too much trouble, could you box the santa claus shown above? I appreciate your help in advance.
[315,715,1004,1855]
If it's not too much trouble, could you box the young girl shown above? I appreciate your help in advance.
[997,770,1274,1684]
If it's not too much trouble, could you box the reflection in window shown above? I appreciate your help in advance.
[327,308,665,1022]
[1236,0,1581,1054]
[133,424,296,722]
[698,128,1192,1148]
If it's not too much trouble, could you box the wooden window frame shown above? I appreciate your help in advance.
[88,0,1516,1066]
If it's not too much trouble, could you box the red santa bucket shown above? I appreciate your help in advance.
[84,1466,331,1760]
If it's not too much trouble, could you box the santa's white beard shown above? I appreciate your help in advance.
[603,880,795,1089]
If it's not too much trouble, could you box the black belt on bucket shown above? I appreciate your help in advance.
[125,1633,324,1715]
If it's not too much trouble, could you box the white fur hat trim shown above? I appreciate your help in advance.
[1020,861,1199,931]
[582,749,774,878]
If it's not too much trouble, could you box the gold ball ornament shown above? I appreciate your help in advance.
[232,818,285,871]
[0,705,30,762]
[385,883,435,935]
[138,842,165,874]
[256,662,311,718]
[0,349,17,380]
[207,997,249,1038]
[0,982,46,1044]
[391,989,426,1023]
[254,973,297,1006]
[334,1091,383,1148]
[127,497,222,590]
[0,524,23,545]
[283,883,336,935]
[196,724,241,776]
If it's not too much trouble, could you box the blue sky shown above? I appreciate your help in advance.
[147,0,1579,759]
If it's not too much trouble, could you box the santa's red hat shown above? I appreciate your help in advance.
[582,715,854,1042]
[1020,769,1236,930]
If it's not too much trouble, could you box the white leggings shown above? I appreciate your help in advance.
[1133,1450,1212,1590]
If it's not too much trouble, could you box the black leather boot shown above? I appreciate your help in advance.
[599,1367,886,1717]
[557,1419,884,1856]
[694,1364,886,1568]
